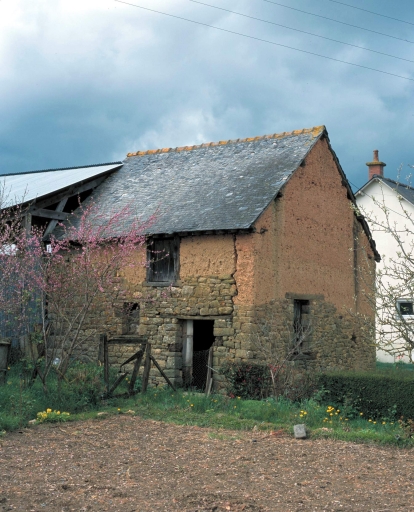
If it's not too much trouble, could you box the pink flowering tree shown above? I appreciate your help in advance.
[0,197,153,392]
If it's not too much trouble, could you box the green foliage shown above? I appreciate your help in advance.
[316,370,414,420]
[36,409,70,423]
[2,362,414,446]
[220,361,271,399]
[220,361,318,401]
[0,362,109,430]
[64,362,106,409]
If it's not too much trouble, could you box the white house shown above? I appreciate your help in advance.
[356,151,414,363]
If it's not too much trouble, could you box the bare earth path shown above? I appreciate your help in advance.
[0,415,413,511]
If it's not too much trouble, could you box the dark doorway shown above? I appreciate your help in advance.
[192,320,214,390]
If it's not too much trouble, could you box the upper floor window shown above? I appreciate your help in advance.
[147,237,179,283]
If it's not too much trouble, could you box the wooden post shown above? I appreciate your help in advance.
[150,355,176,391]
[182,320,193,388]
[205,346,213,396]
[141,343,152,393]
[108,372,127,396]
[102,334,109,393]
[128,343,145,394]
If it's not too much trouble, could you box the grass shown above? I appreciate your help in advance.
[1,361,414,447]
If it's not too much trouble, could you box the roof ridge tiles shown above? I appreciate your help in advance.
[126,125,325,158]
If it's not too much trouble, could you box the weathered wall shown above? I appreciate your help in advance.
[180,235,236,278]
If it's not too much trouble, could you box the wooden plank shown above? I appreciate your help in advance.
[150,355,176,391]
[128,346,145,393]
[108,336,148,344]
[108,372,127,396]
[121,348,144,367]
[141,343,152,393]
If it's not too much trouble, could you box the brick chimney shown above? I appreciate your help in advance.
[366,149,386,180]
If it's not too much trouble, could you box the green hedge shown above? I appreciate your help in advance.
[220,361,271,400]
[317,371,414,420]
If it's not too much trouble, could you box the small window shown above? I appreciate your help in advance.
[397,300,414,317]
[122,302,139,335]
[147,238,179,283]
[293,299,311,354]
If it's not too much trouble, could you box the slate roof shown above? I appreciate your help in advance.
[363,175,414,205]
[85,126,326,235]
[1,162,123,208]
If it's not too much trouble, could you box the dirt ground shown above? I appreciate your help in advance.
[1,415,413,512]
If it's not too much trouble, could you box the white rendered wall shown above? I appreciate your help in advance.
[356,180,414,363]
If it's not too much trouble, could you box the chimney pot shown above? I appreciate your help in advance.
[373,149,379,161]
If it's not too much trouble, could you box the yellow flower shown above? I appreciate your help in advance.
[57,411,60,415]
[360,412,363,416]
[190,404,194,407]
[382,421,386,425]
[46,408,52,413]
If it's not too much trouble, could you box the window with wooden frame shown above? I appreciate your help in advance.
[147,237,179,283]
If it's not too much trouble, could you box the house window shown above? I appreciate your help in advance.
[397,300,414,317]
[147,238,179,283]
[293,299,311,354]
[122,302,139,335]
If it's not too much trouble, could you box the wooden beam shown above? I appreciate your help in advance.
[30,208,69,221]
[141,343,152,393]
[31,175,109,210]
[150,355,176,391]
[163,315,232,320]
[43,197,69,239]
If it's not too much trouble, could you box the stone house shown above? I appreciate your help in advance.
[75,125,379,390]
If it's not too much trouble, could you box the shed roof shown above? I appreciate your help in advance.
[1,162,123,208]
[85,126,326,235]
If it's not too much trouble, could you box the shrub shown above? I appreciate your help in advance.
[220,361,271,400]
[317,371,414,420]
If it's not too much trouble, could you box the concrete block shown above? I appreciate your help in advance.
[294,424,307,439]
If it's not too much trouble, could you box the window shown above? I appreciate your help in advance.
[293,299,311,354]
[147,237,179,283]
[397,300,414,317]
[122,302,139,335]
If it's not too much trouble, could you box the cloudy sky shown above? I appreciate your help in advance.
[0,0,413,189]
